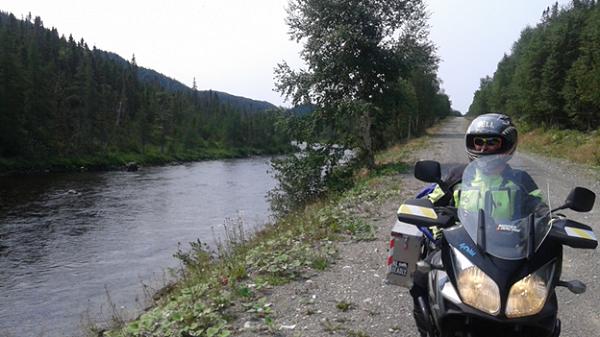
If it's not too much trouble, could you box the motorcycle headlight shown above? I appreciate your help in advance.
[453,248,501,315]
[506,261,555,318]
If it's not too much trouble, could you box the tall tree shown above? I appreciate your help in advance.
[275,0,436,168]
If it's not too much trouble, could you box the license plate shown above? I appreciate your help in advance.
[390,261,408,276]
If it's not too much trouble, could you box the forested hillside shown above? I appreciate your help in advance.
[95,50,278,112]
[0,12,289,170]
[468,0,600,130]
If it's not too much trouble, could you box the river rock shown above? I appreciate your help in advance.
[125,162,139,172]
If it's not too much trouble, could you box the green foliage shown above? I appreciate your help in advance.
[268,145,356,216]
[275,0,452,168]
[320,318,343,333]
[173,240,215,279]
[270,0,450,215]
[244,229,336,280]
[369,162,411,177]
[467,1,600,131]
[243,297,273,318]
[106,283,232,337]
[341,219,376,241]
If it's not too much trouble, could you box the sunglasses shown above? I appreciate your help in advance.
[473,136,502,147]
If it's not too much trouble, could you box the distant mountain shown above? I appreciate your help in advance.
[95,50,278,113]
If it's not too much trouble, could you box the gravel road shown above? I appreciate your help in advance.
[232,117,600,337]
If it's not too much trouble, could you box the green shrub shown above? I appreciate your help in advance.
[269,145,357,217]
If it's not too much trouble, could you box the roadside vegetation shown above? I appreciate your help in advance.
[518,122,600,167]
[97,137,426,337]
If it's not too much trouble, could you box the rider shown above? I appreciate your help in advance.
[409,113,545,336]
[425,113,542,208]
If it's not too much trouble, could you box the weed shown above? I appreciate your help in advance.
[173,239,214,280]
[264,316,277,334]
[235,286,254,299]
[342,219,375,241]
[321,318,343,334]
[336,300,354,312]
[244,297,273,318]
[369,162,410,177]
[347,330,370,337]
[311,256,329,270]
[104,286,127,327]
[213,216,249,260]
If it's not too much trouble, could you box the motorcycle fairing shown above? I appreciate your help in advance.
[441,225,562,319]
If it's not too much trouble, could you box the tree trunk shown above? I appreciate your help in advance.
[360,109,375,169]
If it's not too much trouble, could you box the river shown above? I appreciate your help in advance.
[0,157,276,337]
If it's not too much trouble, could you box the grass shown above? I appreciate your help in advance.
[99,137,425,337]
[518,124,600,167]
[373,137,429,167]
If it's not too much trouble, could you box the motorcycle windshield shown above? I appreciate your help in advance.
[457,155,551,260]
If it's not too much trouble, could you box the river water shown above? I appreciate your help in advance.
[0,158,276,337]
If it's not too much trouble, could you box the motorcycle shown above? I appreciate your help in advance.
[393,155,597,337]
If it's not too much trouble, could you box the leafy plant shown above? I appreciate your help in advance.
[269,145,354,217]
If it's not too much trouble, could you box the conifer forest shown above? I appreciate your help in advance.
[469,0,600,131]
[0,12,290,170]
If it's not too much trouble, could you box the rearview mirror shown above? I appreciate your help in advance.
[414,161,442,184]
[565,187,595,212]
[553,187,596,213]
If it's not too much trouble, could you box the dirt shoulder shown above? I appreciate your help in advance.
[230,180,424,337]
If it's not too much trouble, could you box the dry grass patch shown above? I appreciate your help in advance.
[520,127,600,166]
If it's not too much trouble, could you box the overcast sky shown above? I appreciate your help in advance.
[2,0,573,112]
